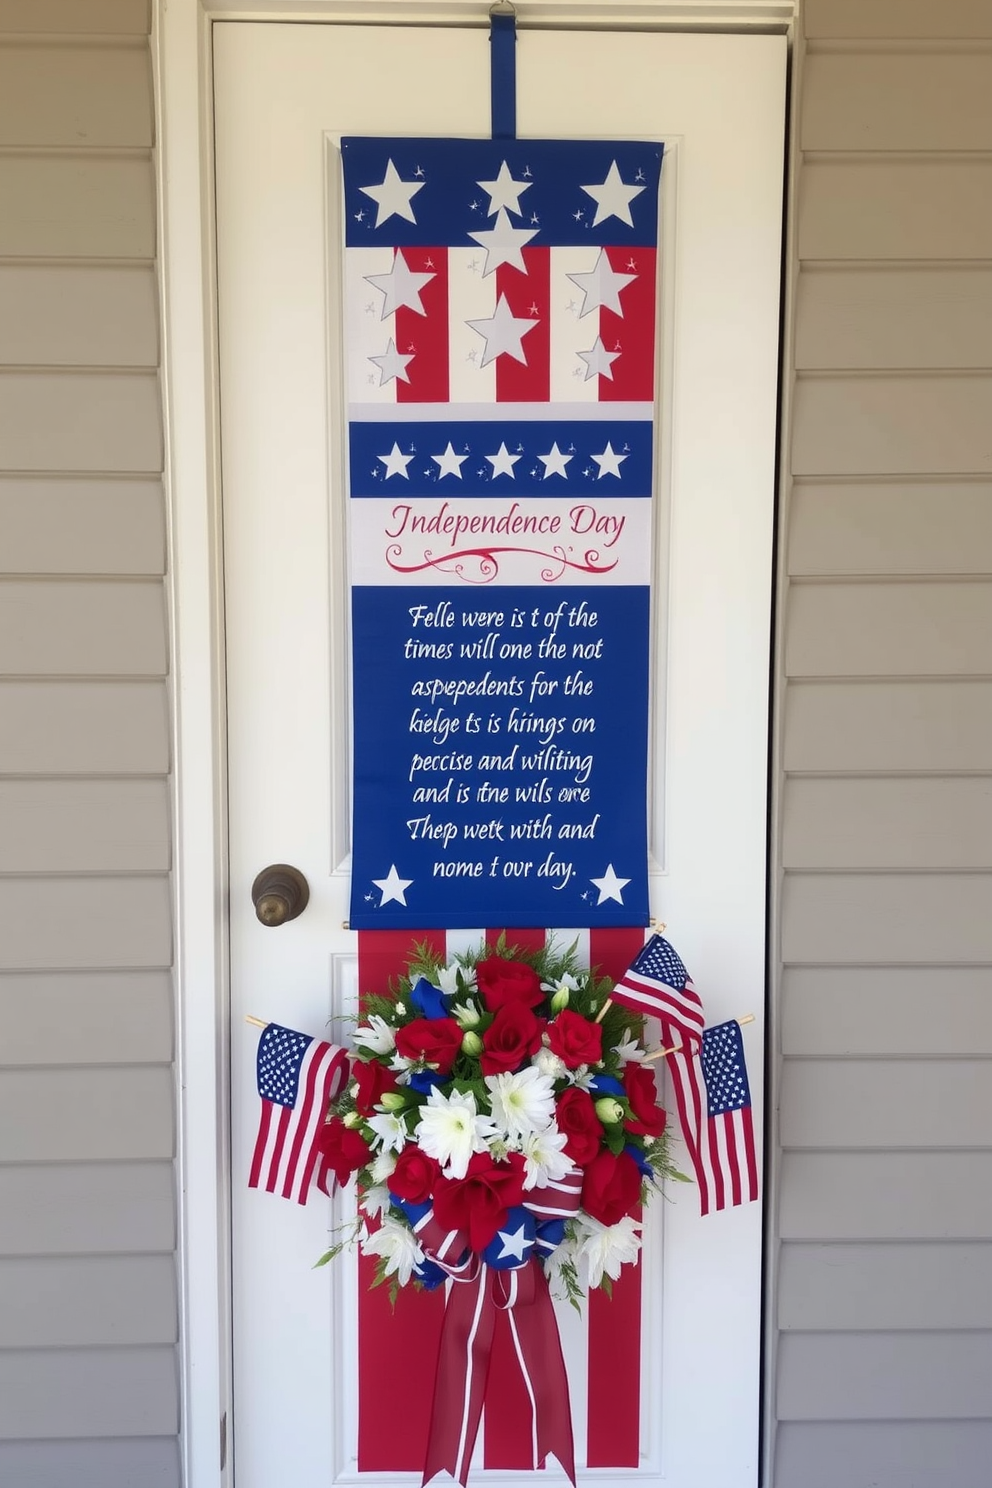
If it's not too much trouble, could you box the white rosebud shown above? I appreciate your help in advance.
[378,1091,406,1112]
[550,987,570,1013]
[461,1030,483,1057]
[594,1097,624,1126]
[342,1110,362,1129]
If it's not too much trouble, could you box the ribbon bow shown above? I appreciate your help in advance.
[410,1168,582,1487]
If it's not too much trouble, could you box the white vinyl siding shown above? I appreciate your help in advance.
[0,2,177,1484]
[772,3,992,1484]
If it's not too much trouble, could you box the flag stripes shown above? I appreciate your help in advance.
[355,924,649,1476]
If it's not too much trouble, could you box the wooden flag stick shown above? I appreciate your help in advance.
[245,1015,268,1030]
[642,1013,756,1062]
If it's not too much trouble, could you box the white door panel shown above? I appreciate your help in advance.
[215,20,784,1487]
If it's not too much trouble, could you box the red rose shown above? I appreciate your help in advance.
[480,1001,544,1076]
[317,1118,370,1186]
[388,1146,441,1205]
[581,1149,642,1227]
[475,956,544,1012]
[547,1009,603,1069]
[555,1086,604,1166]
[352,1058,398,1116]
[394,1016,463,1073]
[623,1063,667,1138]
[433,1151,526,1252]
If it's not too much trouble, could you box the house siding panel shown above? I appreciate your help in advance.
[0,1438,180,1488]
[776,1421,992,1488]
[0,3,175,1477]
[0,266,159,367]
[773,4,992,1484]
[0,155,155,258]
[0,681,169,772]
[0,43,152,147]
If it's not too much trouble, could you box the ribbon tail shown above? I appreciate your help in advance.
[422,1269,496,1487]
[516,1262,577,1485]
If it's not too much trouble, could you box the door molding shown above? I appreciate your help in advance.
[156,5,794,1486]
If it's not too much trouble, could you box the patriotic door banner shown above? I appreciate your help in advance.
[342,135,663,930]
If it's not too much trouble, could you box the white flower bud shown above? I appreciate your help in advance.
[594,1097,624,1125]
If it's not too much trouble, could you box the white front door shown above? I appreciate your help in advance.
[214,19,784,1488]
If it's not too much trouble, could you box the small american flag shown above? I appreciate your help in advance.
[612,935,758,1214]
[667,1018,758,1215]
[248,1022,348,1205]
[609,933,705,1046]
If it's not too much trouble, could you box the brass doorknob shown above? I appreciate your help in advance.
[251,864,310,926]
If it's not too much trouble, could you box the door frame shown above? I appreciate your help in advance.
[155,5,796,1486]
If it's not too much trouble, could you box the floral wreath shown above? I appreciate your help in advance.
[313,936,685,1486]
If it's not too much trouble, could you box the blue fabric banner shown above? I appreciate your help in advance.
[343,136,663,929]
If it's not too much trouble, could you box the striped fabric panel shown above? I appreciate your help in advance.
[355,923,648,1475]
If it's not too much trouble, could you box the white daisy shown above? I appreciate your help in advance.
[353,1014,395,1055]
[451,999,482,1028]
[574,1213,642,1289]
[485,1067,556,1141]
[612,1029,646,1065]
[360,1216,424,1288]
[414,1086,499,1179]
[366,1110,409,1154]
[520,1122,573,1190]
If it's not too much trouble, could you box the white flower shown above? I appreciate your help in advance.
[485,1067,556,1142]
[394,1002,407,1016]
[531,1046,568,1081]
[361,1184,392,1220]
[568,1064,597,1092]
[353,1015,395,1055]
[388,1052,417,1084]
[414,1086,499,1179]
[369,1149,397,1184]
[438,962,476,997]
[574,1213,642,1289]
[360,1216,424,1288]
[366,1111,409,1154]
[451,999,482,1029]
[612,1029,646,1065]
[542,970,579,992]
[520,1122,573,1190]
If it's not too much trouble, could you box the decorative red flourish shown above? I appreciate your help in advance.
[384,544,617,585]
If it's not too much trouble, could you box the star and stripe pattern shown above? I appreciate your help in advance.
[342,137,661,931]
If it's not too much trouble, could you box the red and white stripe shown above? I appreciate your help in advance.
[354,923,647,1475]
[248,1037,348,1205]
[666,1043,759,1217]
[346,246,656,408]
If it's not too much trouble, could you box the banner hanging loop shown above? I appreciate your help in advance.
[489,1,517,140]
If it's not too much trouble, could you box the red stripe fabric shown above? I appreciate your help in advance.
[356,929,447,1472]
[396,247,448,403]
[496,248,550,402]
[247,1099,271,1189]
[482,926,548,1470]
[586,924,646,1468]
[600,245,656,403]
